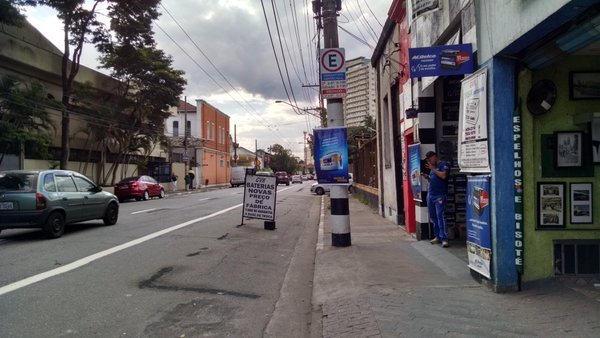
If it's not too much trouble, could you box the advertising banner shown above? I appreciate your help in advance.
[408,44,473,78]
[458,68,491,173]
[243,174,277,221]
[407,0,442,21]
[466,175,492,278]
[408,143,422,201]
[513,103,524,274]
[313,127,349,184]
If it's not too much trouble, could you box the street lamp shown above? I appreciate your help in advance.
[275,100,327,127]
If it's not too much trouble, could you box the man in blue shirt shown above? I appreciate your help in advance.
[423,151,450,248]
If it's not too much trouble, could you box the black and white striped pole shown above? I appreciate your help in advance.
[322,0,351,247]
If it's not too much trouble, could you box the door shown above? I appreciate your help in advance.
[54,174,85,222]
[73,175,105,219]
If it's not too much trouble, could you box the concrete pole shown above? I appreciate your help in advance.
[323,0,351,247]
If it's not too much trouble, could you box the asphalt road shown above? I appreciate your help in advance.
[0,181,320,337]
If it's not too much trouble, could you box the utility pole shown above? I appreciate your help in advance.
[183,96,190,191]
[322,0,351,247]
[233,124,238,166]
[303,131,308,172]
[255,139,259,171]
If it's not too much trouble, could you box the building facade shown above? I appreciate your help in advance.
[374,0,599,291]
[165,99,231,188]
[344,57,376,127]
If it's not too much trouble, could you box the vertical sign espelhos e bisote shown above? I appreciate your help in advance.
[242,175,277,221]
[320,48,347,99]
[513,102,524,274]
[466,175,492,279]
[313,127,349,184]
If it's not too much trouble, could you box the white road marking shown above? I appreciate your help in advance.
[130,208,156,215]
[198,198,211,201]
[317,196,325,250]
[0,203,243,297]
[277,186,296,193]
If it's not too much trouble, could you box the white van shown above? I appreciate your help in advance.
[230,166,250,187]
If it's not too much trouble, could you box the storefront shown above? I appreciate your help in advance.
[478,1,600,288]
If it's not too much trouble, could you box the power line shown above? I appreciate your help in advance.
[338,24,374,49]
[355,0,380,38]
[363,0,384,28]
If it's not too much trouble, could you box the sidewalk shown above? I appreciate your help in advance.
[312,196,600,338]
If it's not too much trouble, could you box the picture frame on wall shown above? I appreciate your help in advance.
[569,72,600,100]
[570,183,593,224]
[593,118,600,164]
[555,131,583,168]
[537,182,566,229]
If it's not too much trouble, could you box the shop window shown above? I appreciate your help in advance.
[554,241,600,275]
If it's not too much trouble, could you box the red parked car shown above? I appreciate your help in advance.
[114,175,165,202]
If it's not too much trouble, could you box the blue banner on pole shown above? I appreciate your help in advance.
[313,127,349,184]
[466,175,492,278]
[408,144,422,201]
[408,44,474,78]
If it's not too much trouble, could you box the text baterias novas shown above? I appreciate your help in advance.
[243,175,277,221]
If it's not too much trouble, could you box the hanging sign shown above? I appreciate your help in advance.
[320,48,347,99]
[408,143,422,201]
[408,44,474,78]
[313,127,349,184]
[242,174,277,221]
[458,68,491,173]
[466,175,492,279]
[407,0,442,21]
[513,103,524,274]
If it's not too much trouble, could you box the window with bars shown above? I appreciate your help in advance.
[173,121,179,137]
[554,240,600,276]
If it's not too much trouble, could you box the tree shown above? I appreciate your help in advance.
[0,0,37,26]
[269,144,299,174]
[38,0,106,169]
[0,76,57,166]
[94,0,185,184]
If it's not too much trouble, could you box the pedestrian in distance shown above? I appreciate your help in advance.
[170,174,178,192]
[187,169,195,190]
[184,174,190,191]
[422,151,450,248]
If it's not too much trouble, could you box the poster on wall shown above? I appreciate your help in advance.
[408,143,422,201]
[466,175,492,279]
[458,68,491,173]
[313,127,349,184]
[408,44,474,78]
[570,183,593,224]
[537,182,565,228]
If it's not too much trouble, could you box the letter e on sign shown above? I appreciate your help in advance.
[320,48,345,73]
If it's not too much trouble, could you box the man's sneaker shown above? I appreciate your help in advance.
[430,238,441,244]
[442,241,450,248]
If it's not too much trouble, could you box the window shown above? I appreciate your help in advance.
[0,173,36,192]
[220,159,224,167]
[173,121,179,137]
[55,175,78,192]
[206,121,211,140]
[43,174,56,192]
[211,122,216,141]
[73,175,95,192]
[554,241,600,275]
[186,121,191,137]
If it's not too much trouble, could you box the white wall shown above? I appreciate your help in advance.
[476,0,570,64]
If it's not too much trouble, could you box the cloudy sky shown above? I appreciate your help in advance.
[24,0,391,157]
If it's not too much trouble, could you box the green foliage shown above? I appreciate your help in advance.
[347,115,376,164]
[268,144,299,174]
[0,0,37,26]
[0,76,56,165]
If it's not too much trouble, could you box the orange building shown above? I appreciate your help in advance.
[196,99,231,187]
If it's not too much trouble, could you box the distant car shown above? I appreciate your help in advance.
[255,171,275,177]
[291,175,302,184]
[301,174,308,181]
[310,174,353,195]
[114,175,165,202]
[275,171,290,186]
[0,170,119,238]
[307,174,314,180]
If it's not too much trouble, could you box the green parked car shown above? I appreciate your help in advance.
[0,170,119,238]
